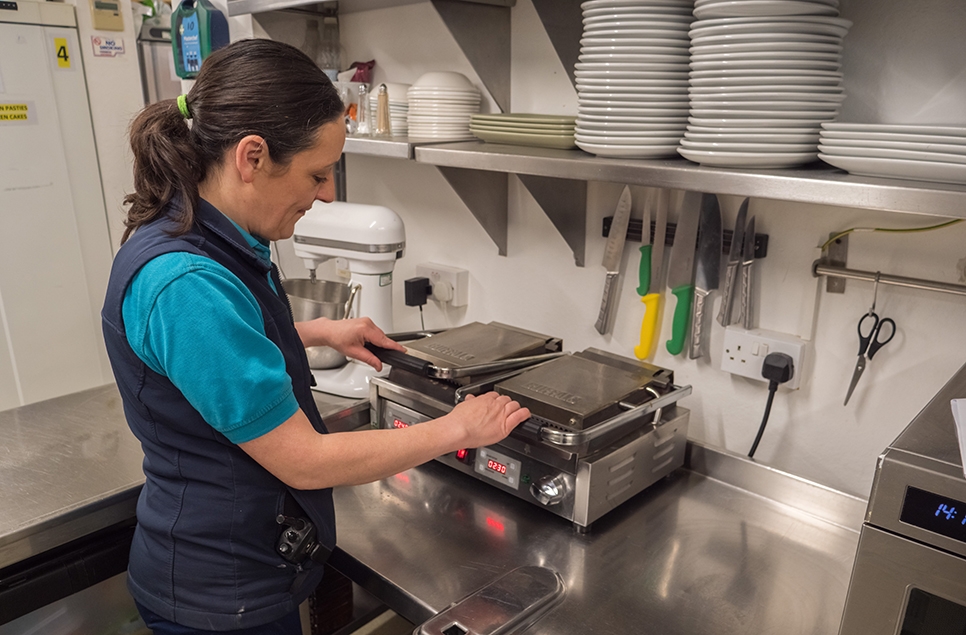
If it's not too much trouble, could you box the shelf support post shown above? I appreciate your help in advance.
[431,0,512,112]
[436,166,508,257]
[517,175,587,267]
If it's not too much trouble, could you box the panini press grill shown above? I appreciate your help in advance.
[368,322,691,531]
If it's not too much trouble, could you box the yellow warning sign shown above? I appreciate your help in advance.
[0,104,29,121]
[54,37,71,69]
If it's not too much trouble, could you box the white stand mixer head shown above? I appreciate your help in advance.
[292,201,406,398]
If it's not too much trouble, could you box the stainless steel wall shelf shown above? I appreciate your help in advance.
[227,0,513,17]
[413,142,966,219]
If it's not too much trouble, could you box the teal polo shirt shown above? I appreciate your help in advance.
[121,217,300,444]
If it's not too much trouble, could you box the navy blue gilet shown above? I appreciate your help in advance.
[101,199,335,630]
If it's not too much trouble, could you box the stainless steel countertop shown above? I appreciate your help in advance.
[331,444,866,635]
[1,384,867,634]
[0,383,367,569]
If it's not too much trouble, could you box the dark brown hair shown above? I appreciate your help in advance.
[122,38,344,243]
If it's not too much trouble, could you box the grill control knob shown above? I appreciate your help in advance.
[530,475,567,506]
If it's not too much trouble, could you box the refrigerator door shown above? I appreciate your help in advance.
[0,18,114,408]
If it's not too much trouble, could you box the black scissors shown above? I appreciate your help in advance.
[844,311,896,405]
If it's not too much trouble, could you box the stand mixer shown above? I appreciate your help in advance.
[292,201,405,398]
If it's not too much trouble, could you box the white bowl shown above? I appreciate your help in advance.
[412,71,476,91]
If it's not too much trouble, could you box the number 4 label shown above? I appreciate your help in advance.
[53,37,72,70]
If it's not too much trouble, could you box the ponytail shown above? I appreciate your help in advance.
[122,98,203,243]
[121,39,344,243]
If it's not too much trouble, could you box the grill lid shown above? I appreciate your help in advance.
[404,322,558,370]
[495,349,670,430]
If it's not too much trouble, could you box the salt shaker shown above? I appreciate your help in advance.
[356,84,371,136]
[374,84,392,137]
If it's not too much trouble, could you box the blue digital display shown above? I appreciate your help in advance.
[900,486,966,543]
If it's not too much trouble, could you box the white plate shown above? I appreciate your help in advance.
[696,0,838,6]
[579,113,689,122]
[582,0,695,9]
[690,59,841,71]
[688,99,841,110]
[577,124,687,135]
[688,124,820,134]
[689,32,841,46]
[577,84,688,100]
[579,90,689,100]
[579,52,691,63]
[689,94,845,104]
[817,144,966,165]
[679,147,818,166]
[681,139,816,151]
[584,27,691,42]
[580,46,691,56]
[690,109,838,120]
[686,130,821,143]
[818,153,966,185]
[689,67,842,78]
[689,83,843,93]
[581,100,690,109]
[576,141,681,158]
[576,133,683,144]
[577,78,691,88]
[581,36,690,47]
[690,116,829,127]
[575,70,691,80]
[690,41,843,54]
[693,1,840,19]
[690,24,849,41]
[690,49,842,61]
[582,6,694,17]
[580,106,691,116]
[821,122,966,136]
[818,130,966,146]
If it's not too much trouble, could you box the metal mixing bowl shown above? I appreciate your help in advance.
[281,278,359,369]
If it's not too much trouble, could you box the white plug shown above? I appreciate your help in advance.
[431,280,454,303]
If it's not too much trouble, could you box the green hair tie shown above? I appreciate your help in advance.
[176,94,191,120]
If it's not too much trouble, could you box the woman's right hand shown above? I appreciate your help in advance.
[445,392,531,449]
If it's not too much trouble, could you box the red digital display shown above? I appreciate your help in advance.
[486,459,508,475]
[392,419,410,429]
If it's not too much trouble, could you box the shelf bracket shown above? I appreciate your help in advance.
[822,232,849,294]
[436,166,508,256]
[518,174,587,267]
[530,0,582,89]
[431,0,512,113]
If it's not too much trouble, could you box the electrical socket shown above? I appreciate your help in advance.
[720,326,808,390]
[415,262,469,307]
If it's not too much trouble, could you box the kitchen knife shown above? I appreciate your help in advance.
[635,189,668,360]
[717,197,748,327]
[736,215,756,330]
[688,193,722,360]
[635,189,653,297]
[595,185,633,335]
[665,190,702,356]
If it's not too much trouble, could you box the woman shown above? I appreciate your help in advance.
[101,39,530,635]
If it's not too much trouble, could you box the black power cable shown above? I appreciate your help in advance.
[748,352,795,459]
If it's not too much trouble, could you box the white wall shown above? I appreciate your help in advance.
[281,0,966,498]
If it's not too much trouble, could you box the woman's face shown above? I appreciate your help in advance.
[251,120,346,241]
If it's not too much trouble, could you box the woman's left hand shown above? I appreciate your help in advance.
[296,317,405,371]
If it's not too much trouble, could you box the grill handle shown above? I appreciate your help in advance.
[364,344,432,376]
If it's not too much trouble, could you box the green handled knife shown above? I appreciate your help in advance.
[665,191,702,356]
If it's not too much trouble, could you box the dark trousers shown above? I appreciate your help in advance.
[135,602,302,635]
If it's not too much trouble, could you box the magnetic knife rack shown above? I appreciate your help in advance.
[602,217,770,259]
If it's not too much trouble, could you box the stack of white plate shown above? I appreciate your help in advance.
[469,114,577,149]
[407,72,481,141]
[680,3,851,168]
[367,82,411,137]
[819,123,966,185]
[574,0,695,158]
